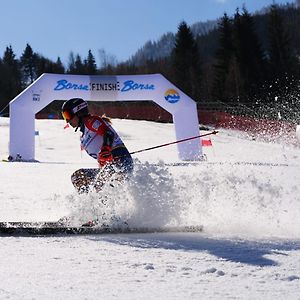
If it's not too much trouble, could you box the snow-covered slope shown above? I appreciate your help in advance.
[0,117,300,299]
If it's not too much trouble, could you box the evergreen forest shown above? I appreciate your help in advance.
[1,3,300,123]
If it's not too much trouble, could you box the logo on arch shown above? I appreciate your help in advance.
[164,89,180,104]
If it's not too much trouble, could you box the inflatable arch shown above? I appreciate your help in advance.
[9,73,202,161]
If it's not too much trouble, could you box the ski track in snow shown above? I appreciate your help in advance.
[1,117,300,299]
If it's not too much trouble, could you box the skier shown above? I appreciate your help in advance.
[61,98,134,193]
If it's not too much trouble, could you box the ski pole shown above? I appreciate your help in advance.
[129,130,218,155]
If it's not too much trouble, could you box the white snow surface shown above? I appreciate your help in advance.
[1,117,300,299]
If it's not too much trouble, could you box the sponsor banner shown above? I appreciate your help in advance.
[120,79,155,93]
[90,76,119,100]
[53,79,89,91]
[52,76,157,100]
[52,76,120,100]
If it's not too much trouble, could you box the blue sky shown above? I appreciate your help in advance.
[0,0,294,66]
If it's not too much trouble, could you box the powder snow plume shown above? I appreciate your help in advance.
[172,161,300,239]
[63,159,300,238]
[63,160,182,228]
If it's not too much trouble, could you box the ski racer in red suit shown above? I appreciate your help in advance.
[62,98,134,193]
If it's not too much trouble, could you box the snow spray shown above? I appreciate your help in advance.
[64,159,300,239]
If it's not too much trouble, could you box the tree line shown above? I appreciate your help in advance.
[1,3,300,121]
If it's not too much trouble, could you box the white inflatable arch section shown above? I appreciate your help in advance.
[9,73,202,161]
[296,125,300,143]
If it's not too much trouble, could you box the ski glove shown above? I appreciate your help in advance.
[98,145,113,167]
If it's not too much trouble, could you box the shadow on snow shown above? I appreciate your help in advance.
[92,233,300,267]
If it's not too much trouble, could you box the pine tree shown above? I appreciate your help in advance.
[0,46,22,113]
[35,55,49,76]
[171,21,202,101]
[34,55,65,76]
[53,57,65,74]
[268,4,297,78]
[0,58,5,113]
[85,50,97,74]
[20,43,37,85]
[67,52,86,74]
[265,4,300,106]
[67,52,76,74]
[74,54,85,74]
[232,7,266,103]
[212,13,235,102]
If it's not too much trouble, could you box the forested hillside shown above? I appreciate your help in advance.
[1,2,300,123]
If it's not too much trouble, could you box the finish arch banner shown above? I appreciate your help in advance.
[9,73,202,161]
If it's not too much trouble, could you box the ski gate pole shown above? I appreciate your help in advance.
[129,130,218,155]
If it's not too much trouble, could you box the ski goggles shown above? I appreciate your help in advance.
[62,110,73,122]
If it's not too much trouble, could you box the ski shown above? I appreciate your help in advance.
[0,221,203,236]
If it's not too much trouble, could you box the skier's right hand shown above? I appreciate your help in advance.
[98,146,113,167]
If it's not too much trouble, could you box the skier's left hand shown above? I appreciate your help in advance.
[98,145,113,167]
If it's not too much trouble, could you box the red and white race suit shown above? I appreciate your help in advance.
[80,115,124,160]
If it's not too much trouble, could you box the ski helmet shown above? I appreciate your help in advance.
[61,98,89,122]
